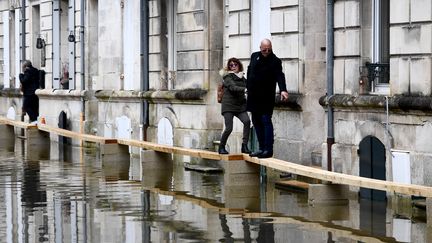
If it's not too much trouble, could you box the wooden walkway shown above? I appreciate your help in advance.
[1,117,432,198]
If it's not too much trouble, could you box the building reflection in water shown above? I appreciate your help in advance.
[0,140,429,242]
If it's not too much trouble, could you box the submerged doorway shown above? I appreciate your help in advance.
[359,135,386,200]
[58,111,72,162]
[359,135,387,237]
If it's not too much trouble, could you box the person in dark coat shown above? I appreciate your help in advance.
[218,57,251,154]
[19,60,40,123]
[246,39,288,158]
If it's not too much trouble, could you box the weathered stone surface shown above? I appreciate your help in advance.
[334,29,360,56]
[320,94,432,113]
[390,25,432,55]
[308,184,349,204]
[390,0,410,23]
[228,0,249,12]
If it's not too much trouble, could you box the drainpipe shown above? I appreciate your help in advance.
[140,0,149,141]
[21,0,26,60]
[80,0,86,134]
[326,0,334,171]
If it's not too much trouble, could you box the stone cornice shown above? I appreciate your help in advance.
[319,94,432,114]
[36,89,91,100]
[0,88,21,98]
[275,93,303,111]
[95,89,207,104]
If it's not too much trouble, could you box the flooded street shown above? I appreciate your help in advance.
[0,140,428,242]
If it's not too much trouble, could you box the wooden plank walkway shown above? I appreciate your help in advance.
[37,123,117,144]
[0,117,38,129]
[244,155,432,198]
[1,117,432,198]
[118,138,244,161]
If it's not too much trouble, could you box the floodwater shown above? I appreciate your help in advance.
[0,138,428,242]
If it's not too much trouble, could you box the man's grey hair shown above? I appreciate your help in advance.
[22,60,32,68]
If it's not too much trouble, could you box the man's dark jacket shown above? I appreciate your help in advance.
[246,51,287,114]
[19,66,39,96]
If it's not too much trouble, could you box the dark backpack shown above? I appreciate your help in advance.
[217,82,224,103]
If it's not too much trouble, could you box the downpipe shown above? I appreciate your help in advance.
[326,0,335,171]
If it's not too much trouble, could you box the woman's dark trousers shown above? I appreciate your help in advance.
[220,112,250,147]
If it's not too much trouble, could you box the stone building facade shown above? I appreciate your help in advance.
[0,0,327,167]
[1,0,431,190]
[322,0,432,195]
[2,1,432,241]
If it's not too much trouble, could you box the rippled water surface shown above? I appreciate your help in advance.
[0,140,427,242]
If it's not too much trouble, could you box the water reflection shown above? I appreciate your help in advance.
[0,140,428,242]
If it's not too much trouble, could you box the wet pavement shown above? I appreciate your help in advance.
[0,139,428,242]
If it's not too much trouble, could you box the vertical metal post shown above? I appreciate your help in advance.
[81,0,86,121]
[140,0,149,140]
[21,0,26,60]
[326,0,334,171]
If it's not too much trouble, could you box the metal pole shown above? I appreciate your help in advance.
[140,0,149,140]
[81,0,86,117]
[21,0,26,60]
[326,0,334,171]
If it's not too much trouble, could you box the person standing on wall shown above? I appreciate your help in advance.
[218,57,251,155]
[247,39,289,158]
[19,60,40,124]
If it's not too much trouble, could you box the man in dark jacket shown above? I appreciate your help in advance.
[19,60,39,123]
[247,39,289,158]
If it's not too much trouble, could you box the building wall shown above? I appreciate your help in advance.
[390,0,432,95]
[329,0,432,187]
[3,0,432,187]
[145,0,224,154]
[224,0,326,163]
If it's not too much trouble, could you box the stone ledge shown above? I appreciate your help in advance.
[0,88,22,98]
[275,93,303,111]
[95,88,207,104]
[319,94,432,114]
[36,89,91,100]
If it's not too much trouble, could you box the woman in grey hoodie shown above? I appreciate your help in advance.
[218,57,251,154]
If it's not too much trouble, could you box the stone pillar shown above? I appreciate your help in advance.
[427,198,432,242]
[0,125,15,150]
[308,184,349,205]
[223,160,260,210]
[99,143,130,164]
[25,129,50,160]
[141,150,173,189]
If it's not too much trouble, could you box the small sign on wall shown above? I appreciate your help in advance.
[391,150,410,184]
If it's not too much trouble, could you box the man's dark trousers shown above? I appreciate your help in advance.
[251,113,274,153]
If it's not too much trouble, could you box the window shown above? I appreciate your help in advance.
[369,0,390,93]
[53,0,74,90]
[160,0,177,90]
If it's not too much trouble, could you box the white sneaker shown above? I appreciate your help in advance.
[30,121,38,125]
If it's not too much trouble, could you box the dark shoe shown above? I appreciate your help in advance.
[280,172,292,179]
[218,145,229,154]
[257,150,273,158]
[250,150,263,157]
[241,144,251,154]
